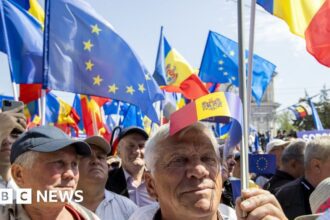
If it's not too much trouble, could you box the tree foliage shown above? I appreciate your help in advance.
[277,85,330,131]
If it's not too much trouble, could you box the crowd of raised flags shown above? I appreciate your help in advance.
[0,0,329,143]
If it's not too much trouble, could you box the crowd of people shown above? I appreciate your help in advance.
[1,106,330,220]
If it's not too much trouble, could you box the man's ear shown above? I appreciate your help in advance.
[310,158,322,173]
[11,164,25,187]
[144,171,158,200]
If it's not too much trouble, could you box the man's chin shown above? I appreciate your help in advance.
[194,199,215,211]
[132,159,145,167]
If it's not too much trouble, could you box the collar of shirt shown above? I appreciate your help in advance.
[123,168,145,186]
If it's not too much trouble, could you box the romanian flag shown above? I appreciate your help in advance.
[153,27,209,100]
[257,0,330,67]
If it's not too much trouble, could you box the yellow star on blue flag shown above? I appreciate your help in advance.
[44,0,164,123]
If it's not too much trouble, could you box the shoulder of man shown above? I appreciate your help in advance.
[276,177,302,196]
[128,203,159,220]
[105,189,138,215]
[69,202,100,220]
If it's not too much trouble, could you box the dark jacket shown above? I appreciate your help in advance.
[105,167,129,198]
[263,169,295,194]
[275,177,314,220]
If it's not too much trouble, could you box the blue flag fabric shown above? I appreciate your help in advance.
[121,104,144,128]
[44,0,164,123]
[199,31,276,104]
[249,154,276,175]
[103,100,120,116]
[230,179,241,202]
[0,0,43,83]
[308,98,324,131]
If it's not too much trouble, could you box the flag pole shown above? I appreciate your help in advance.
[91,108,98,136]
[41,0,51,125]
[237,0,250,192]
[41,89,46,125]
[247,0,257,127]
[0,0,18,100]
[115,101,121,126]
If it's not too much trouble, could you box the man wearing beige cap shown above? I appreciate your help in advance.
[77,136,137,220]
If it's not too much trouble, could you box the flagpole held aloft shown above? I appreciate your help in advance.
[247,0,257,126]
[237,0,250,194]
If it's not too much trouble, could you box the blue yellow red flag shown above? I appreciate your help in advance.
[257,0,330,67]
[153,27,208,100]
[46,93,80,129]
[44,0,164,123]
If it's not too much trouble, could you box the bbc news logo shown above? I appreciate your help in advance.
[0,189,83,204]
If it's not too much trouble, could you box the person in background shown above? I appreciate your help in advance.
[276,136,330,220]
[295,177,330,220]
[255,139,290,187]
[129,122,287,220]
[106,126,155,206]
[264,139,306,194]
[77,136,137,220]
[0,107,26,188]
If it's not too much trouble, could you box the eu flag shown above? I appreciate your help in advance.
[0,0,43,84]
[44,0,164,123]
[121,104,144,129]
[249,154,276,175]
[199,31,276,104]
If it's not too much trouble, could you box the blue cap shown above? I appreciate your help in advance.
[10,126,91,164]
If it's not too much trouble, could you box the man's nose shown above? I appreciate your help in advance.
[186,160,210,179]
[62,167,75,180]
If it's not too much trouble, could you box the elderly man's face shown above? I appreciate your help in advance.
[146,129,222,218]
[18,146,79,203]
[79,145,108,183]
[118,133,146,169]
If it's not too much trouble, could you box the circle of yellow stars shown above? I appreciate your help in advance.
[82,23,149,97]
[256,157,268,171]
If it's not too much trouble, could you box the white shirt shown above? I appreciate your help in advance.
[0,176,18,189]
[95,190,138,220]
[128,203,237,220]
[123,169,156,207]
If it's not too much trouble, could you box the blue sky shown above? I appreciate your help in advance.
[1,0,329,110]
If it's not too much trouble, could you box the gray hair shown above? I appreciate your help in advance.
[144,122,219,173]
[305,136,330,168]
[281,139,306,165]
[13,151,39,169]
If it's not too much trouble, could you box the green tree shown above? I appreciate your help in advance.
[276,111,297,132]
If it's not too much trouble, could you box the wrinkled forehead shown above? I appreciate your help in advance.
[159,129,217,155]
